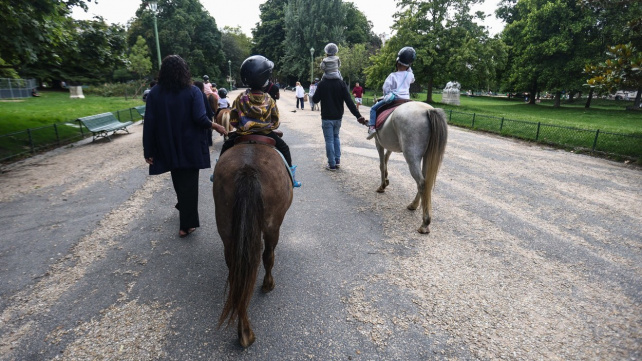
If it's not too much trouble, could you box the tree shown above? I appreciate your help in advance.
[342,3,380,48]
[252,0,288,71]
[340,43,370,88]
[128,0,225,80]
[586,43,642,109]
[499,0,601,106]
[281,0,345,83]
[127,35,153,97]
[221,27,252,86]
[366,0,486,102]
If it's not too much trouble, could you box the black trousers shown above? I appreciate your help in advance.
[170,168,200,230]
[220,132,293,167]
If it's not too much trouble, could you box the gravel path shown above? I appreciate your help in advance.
[0,90,640,360]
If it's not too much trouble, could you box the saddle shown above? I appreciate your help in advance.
[232,132,295,186]
[375,99,413,129]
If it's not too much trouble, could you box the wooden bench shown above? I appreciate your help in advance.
[77,112,133,142]
[133,105,146,120]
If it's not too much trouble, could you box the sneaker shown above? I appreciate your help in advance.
[335,159,340,168]
[326,164,337,171]
[366,126,376,140]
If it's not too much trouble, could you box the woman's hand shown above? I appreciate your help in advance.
[145,157,154,165]
[212,123,228,136]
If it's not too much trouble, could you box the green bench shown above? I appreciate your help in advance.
[77,112,133,142]
[134,105,146,120]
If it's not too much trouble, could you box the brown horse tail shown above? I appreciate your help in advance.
[218,165,264,327]
[422,108,448,218]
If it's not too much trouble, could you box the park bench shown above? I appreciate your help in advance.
[77,112,133,142]
[133,105,145,120]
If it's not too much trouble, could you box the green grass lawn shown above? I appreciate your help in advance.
[0,90,143,134]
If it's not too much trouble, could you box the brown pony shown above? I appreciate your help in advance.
[212,142,293,348]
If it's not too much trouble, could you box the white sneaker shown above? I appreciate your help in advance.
[366,127,376,139]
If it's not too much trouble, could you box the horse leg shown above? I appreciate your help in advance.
[261,230,279,293]
[376,142,390,193]
[237,312,255,348]
[402,152,431,233]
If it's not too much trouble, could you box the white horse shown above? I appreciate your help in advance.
[373,102,448,234]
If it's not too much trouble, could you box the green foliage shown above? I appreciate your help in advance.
[585,43,642,108]
[127,36,152,80]
[128,0,225,79]
[252,0,288,69]
[221,27,253,85]
[343,3,380,47]
[281,0,345,82]
[82,82,141,98]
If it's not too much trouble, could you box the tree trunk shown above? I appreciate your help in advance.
[554,91,561,107]
[425,77,434,103]
[634,87,642,109]
[585,88,594,109]
[568,91,576,103]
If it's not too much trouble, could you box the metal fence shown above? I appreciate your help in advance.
[0,107,144,163]
[447,110,642,161]
[0,78,37,99]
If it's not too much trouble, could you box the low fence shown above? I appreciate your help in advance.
[0,107,144,163]
[447,110,641,161]
[0,78,38,99]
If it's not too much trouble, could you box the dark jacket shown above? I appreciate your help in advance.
[143,85,213,175]
[311,78,362,120]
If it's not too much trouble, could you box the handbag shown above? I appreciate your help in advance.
[304,93,309,102]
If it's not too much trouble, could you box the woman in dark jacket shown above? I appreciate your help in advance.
[143,55,227,237]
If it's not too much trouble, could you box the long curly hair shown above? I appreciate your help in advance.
[157,55,192,92]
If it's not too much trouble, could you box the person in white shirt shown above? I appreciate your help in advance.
[367,47,416,139]
[295,81,305,110]
[217,88,230,110]
[308,78,318,110]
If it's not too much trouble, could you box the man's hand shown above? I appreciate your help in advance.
[357,116,368,125]
[212,123,228,136]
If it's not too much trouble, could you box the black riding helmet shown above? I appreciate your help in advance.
[202,75,209,81]
[218,88,227,98]
[240,55,274,90]
[396,47,416,67]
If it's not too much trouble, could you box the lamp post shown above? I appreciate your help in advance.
[148,1,162,68]
[309,47,315,84]
[228,60,232,89]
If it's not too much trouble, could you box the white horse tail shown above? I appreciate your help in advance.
[422,108,448,218]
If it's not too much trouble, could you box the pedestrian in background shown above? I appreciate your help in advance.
[311,76,366,170]
[143,55,227,238]
[295,81,305,110]
[352,82,363,110]
[309,78,319,110]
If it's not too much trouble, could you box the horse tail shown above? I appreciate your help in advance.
[222,110,231,132]
[422,108,448,217]
[218,166,264,327]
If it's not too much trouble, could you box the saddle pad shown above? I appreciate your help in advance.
[375,99,413,129]
[234,134,276,146]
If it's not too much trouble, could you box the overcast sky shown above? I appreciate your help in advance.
[72,0,505,37]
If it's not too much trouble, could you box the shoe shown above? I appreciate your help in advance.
[179,228,196,238]
[366,126,376,140]
[326,165,337,171]
[335,159,340,168]
[290,165,302,187]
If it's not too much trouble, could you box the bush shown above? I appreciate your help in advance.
[83,82,143,98]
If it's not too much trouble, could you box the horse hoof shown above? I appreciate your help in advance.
[261,282,275,293]
[376,187,385,193]
[417,226,430,234]
[239,332,256,348]
[407,204,418,211]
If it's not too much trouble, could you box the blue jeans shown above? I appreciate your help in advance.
[322,119,341,167]
[296,97,304,109]
[369,100,385,127]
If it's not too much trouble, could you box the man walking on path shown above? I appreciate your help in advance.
[311,78,366,170]
[352,82,364,110]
